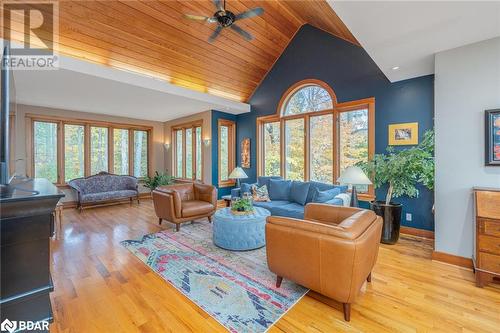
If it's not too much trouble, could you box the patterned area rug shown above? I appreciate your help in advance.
[121,221,308,333]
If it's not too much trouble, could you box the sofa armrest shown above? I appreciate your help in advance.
[68,183,83,203]
[266,216,352,240]
[194,183,217,207]
[304,204,363,225]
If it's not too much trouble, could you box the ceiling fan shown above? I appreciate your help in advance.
[184,0,264,43]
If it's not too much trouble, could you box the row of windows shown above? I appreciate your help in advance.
[258,80,374,195]
[31,118,150,184]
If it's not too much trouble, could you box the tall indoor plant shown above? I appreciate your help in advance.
[359,130,434,244]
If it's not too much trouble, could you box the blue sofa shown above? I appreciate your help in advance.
[231,176,348,219]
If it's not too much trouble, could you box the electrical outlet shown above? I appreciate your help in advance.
[406,213,412,222]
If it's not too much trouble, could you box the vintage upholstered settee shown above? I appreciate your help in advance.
[68,172,139,211]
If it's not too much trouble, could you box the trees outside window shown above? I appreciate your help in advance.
[263,122,280,176]
[113,129,129,175]
[29,116,151,184]
[133,130,148,178]
[257,80,374,197]
[64,124,85,182]
[284,118,305,181]
[172,122,203,181]
[33,121,58,183]
[91,127,108,174]
[218,119,235,187]
[310,114,333,183]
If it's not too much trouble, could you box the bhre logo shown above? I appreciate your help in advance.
[0,319,17,333]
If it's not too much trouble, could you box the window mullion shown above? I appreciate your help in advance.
[305,115,310,182]
[182,128,186,179]
[128,130,134,176]
[58,121,64,185]
[84,124,90,177]
[108,127,114,174]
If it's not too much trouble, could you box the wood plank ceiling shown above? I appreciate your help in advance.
[4,0,358,102]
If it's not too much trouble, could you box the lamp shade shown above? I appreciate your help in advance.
[337,166,372,185]
[228,167,248,179]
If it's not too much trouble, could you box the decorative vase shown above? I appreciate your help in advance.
[370,201,402,245]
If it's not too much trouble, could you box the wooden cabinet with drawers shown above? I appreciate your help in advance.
[474,187,500,287]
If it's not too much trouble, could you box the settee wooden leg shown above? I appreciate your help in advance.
[176,224,180,232]
[208,215,212,223]
[158,218,162,225]
[367,272,372,282]
[137,196,140,205]
[129,197,133,206]
[276,276,283,288]
[343,303,351,322]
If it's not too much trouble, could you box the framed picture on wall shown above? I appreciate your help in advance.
[388,122,419,145]
[485,109,500,166]
[241,138,250,168]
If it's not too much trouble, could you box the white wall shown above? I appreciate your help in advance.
[435,37,500,258]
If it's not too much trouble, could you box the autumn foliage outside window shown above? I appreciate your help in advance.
[257,80,374,197]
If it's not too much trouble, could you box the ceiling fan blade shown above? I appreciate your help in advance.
[213,0,223,11]
[208,26,223,43]
[235,7,264,20]
[184,14,212,22]
[230,24,253,41]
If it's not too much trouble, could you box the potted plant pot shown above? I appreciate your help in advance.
[370,201,402,245]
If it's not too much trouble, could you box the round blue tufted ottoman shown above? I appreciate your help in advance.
[213,207,271,251]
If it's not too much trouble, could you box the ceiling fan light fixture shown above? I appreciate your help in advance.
[184,0,263,43]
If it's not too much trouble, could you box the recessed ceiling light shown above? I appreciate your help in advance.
[392,66,400,70]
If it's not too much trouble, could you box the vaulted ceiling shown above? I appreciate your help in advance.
[5,0,358,102]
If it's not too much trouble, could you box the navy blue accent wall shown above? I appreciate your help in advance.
[235,24,435,231]
[211,110,237,199]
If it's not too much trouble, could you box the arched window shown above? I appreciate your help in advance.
[282,84,333,115]
[257,79,375,198]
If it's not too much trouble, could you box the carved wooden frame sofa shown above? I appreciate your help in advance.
[68,172,139,211]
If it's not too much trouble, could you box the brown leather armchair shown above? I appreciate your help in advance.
[152,182,217,231]
[266,204,382,321]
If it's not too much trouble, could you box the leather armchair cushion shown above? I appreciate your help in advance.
[182,200,214,217]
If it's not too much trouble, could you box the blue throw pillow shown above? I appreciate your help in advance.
[290,181,310,206]
[257,176,282,189]
[312,187,341,203]
[240,183,253,195]
[269,179,291,201]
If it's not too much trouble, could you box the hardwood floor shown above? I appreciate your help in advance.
[50,201,500,333]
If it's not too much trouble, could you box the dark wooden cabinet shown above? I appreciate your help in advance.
[473,187,500,287]
[0,179,63,331]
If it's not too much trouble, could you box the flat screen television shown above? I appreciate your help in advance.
[1,42,16,190]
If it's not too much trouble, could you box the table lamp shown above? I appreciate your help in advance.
[337,166,372,207]
[229,167,248,188]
